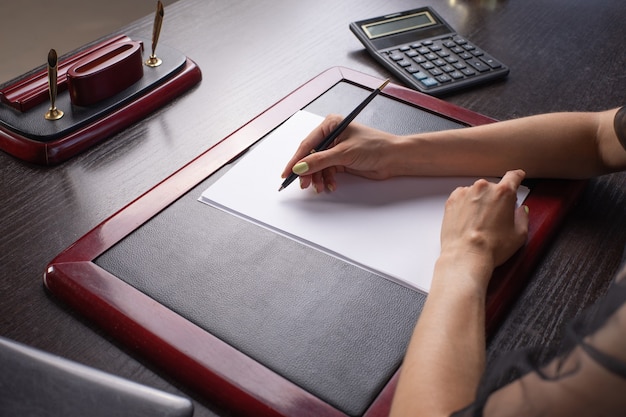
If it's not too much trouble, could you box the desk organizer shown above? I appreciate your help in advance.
[0,34,201,165]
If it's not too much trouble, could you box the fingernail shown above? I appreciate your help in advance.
[326,183,335,192]
[292,161,309,175]
[524,205,529,214]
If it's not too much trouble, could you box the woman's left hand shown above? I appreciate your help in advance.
[439,169,530,287]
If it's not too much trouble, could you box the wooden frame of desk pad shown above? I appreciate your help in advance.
[44,66,585,417]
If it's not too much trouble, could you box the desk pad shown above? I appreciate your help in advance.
[44,67,586,417]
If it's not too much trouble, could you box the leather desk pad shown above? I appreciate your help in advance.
[96,83,464,416]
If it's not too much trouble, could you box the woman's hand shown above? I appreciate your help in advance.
[439,169,530,288]
[390,170,530,417]
[280,114,402,192]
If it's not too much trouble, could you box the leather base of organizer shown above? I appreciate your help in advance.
[0,35,202,165]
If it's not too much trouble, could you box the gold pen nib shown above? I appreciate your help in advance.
[378,79,390,91]
[44,48,64,121]
[145,0,164,67]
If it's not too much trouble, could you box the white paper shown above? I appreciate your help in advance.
[199,110,529,292]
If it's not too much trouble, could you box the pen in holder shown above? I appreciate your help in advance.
[145,1,164,67]
[44,49,64,121]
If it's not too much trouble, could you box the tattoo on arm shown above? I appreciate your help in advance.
[615,106,626,151]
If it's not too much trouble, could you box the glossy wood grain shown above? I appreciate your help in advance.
[1,1,625,416]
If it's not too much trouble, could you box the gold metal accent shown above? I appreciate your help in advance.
[45,49,64,121]
[145,1,164,67]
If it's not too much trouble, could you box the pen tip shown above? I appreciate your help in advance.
[278,186,285,192]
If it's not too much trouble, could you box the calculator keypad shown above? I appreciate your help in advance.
[382,36,504,91]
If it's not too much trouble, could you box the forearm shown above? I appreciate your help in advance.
[391,109,622,179]
[390,254,493,417]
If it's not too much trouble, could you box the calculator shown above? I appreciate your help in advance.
[349,7,509,95]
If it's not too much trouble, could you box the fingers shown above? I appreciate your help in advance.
[281,114,343,179]
[442,169,530,267]
[500,169,530,235]
[498,169,526,192]
[515,204,530,236]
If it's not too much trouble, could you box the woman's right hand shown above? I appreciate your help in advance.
[280,114,403,192]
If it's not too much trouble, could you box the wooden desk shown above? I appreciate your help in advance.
[1,0,624,416]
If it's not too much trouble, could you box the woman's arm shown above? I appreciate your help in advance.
[389,170,529,417]
[282,108,624,192]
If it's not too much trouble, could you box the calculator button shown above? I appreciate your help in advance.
[397,59,412,67]
[463,44,476,51]
[424,52,438,60]
[471,49,484,57]
[429,68,443,76]
[466,58,490,72]
[429,45,442,52]
[420,77,438,87]
[445,56,459,63]
[453,62,467,69]
[422,40,433,46]
[410,43,423,48]
[451,46,464,54]
[400,46,410,52]
[461,68,477,76]
[432,58,446,66]
[417,47,430,54]
[480,54,503,69]
[405,65,420,73]
[412,71,429,80]
[412,56,427,64]
[453,37,467,45]
[421,62,435,70]
[443,40,456,48]
[436,74,452,83]
[406,50,419,58]
[389,53,404,61]
[458,52,473,60]
[449,70,464,79]
[441,64,455,73]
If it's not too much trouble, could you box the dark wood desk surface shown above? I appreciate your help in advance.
[1,0,624,415]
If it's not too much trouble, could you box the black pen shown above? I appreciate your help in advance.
[278,78,390,191]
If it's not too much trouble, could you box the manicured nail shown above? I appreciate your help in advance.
[326,183,335,192]
[524,205,529,214]
[292,161,309,175]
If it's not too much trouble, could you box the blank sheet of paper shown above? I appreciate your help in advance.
[199,110,529,292]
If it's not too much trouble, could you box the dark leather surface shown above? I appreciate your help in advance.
[0,39,185,142]
[95,82,464,416]
[0,336,193,417]
[306,81,466,135]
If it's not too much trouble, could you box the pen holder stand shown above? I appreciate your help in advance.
[0,34,202,165]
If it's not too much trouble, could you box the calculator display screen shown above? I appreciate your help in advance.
[362,11,436,39]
